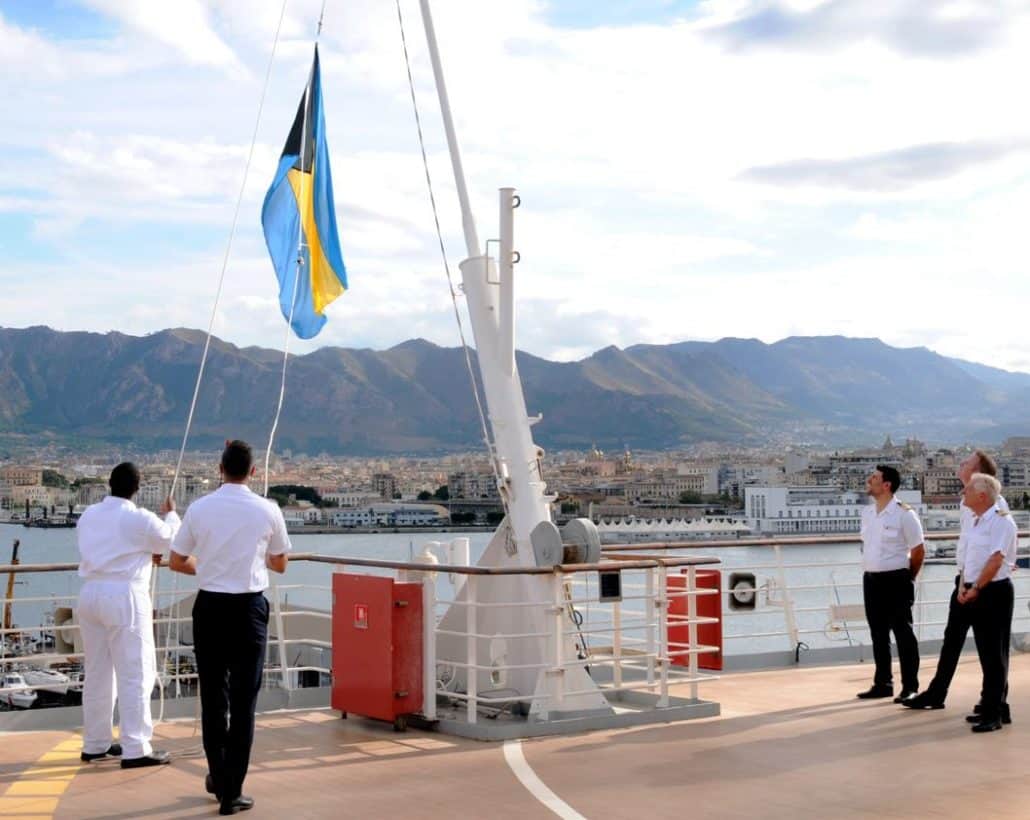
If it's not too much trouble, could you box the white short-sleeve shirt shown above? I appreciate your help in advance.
[77,496,181,584]
[172,483,291,593]
[860,497,924,572]
[957,494,1011,568]
[962,505,1016,584]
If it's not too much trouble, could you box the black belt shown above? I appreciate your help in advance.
[864,568,910,576]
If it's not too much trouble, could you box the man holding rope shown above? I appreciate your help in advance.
[170,440,290,816]
[76,462,178,768]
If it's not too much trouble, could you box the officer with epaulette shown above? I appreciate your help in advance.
[957,472,1016,732]
[856,464,925,701]
[903,450,1011,719]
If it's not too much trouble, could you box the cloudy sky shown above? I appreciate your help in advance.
[2,0,1029,370]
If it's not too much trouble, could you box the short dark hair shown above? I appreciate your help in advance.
[973,449,998,477]
[221,440,253,480]
[109,462,140,499]
[876,464,901,494]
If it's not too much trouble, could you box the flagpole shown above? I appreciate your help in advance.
[417,0,481,258]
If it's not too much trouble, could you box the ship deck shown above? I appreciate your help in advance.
[4,653,1030,819]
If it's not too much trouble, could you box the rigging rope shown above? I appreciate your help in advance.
[155,0,290,735]
[262,252,303,496]
[394,0,509,515]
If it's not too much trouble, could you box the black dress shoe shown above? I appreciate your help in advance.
[893,689,917,704]
[206,773,221,800]
[219,795,255,815]
[857,685,894,699]
[120,750,171,769]
[967,710,1012,725]
[971,719,1003,733]
[80,743,122,762]
[901,692,944,710]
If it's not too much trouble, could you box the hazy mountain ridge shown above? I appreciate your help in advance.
[1,326,1028,453]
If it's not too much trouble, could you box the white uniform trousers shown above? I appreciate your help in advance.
[78,579,157,758]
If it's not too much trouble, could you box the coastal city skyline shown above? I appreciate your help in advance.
[3,2,1030,371]
[6,435,1030,528]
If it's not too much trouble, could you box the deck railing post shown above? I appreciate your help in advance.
[552,570,564,714]
[657,563,669,707]
[773,544,800,651]
[687,565,699,701]
[645,567,656,687]
[270,579,291,691]
[613,594,623,691]
[422,574,437,720]
[466,575,477,724]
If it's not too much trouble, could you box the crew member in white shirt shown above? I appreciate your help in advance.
[170,440,290,816]
[76,462,179,767]
[857,464,925,701]
[956,472,1016,733]
[903,450,1011,718]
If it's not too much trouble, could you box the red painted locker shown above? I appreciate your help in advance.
[667,569,723,671]
[331,574,423,729]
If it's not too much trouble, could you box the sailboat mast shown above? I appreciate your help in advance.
[417,0,481,258]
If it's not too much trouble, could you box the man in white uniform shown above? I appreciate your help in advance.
[76,462,179,767]
[957,472,1016,733]
[857,465,925,701]
[903,450,1011,717]
[170,440,290,816]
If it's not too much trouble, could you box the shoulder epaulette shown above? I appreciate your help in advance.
[898,502,912,511]
[998,510,1009,516]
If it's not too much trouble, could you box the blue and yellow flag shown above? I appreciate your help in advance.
[262,45,347,339]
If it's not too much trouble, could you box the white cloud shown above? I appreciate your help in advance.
[2,0,1030,374]
[79,0,242,70]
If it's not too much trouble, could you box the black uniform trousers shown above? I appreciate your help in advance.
[925,575,1010,709]
[193,590,269,803]
[924,576,972,701]
[863,568,919,691]
[967,579,1014,722]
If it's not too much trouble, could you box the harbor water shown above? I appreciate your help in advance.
[4,525,1028,660]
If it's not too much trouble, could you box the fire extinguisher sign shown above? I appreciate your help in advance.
[354,603,369,629]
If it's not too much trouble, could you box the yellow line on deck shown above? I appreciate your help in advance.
[0,737,83,819]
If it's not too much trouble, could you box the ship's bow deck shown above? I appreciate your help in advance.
[4,654,1030,819]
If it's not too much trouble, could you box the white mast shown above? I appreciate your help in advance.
[417,0,480,259]
[417,0,608,716]
[416,0,550,560]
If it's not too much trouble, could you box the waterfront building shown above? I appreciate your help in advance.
[744,485,925,535]
[674,464,720,495]
[0,467,43,486]
[624,472,707,502]
[372,472,398,499]
[323,490,381,507]
[447,471,500,501]
[325,503,448,527]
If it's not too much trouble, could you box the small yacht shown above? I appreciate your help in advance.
[0,673,37,709]
[21,667,71,704]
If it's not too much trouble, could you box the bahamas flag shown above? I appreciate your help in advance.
[262,45,347,339]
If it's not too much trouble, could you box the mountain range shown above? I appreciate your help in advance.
[1,326,1028,454]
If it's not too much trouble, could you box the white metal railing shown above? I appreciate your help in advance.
[0,566,335,704]
[297,551,722,724]
[4,530,1029,713]
[603,530,1030,656]
[1,553,723,723]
